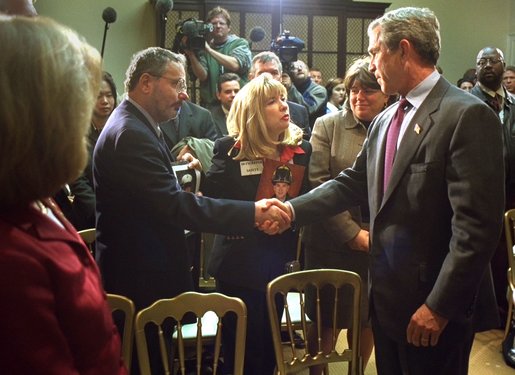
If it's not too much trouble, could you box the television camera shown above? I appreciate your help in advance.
[270,31,305,74]
[171,18,213,53]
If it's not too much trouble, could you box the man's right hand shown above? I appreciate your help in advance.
[254,198,292,234]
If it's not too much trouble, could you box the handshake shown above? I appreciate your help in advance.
[254,198,293,235]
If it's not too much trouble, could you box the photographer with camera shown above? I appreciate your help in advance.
[283,59,327,129]
[183,6,251,108]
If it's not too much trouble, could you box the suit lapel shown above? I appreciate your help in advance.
[124,100,175,169]
[380,77,450,207]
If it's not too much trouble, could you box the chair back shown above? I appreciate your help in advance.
[107,293,135,373]
[505,209,515,279]
[135,291,247,375]
[503,209,515,340]
[267,269,362,375]
[77,228,96,256]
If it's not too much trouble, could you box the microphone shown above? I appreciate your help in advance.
[102,7,117,24]
[155,0,173,14]
[249,26,266,43]
[100,7,117,58]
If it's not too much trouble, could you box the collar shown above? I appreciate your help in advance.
[222,106,230,117]
[232,140,305,163]
[127,96,161,135]
[478,82,506,99]
[405,69,440,110]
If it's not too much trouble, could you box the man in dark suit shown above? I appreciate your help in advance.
[93,47,288,312]
[471,46,515,326]
[209,72,240,136]
[160,100,219,150]
[249,51,311,140]
[271,7,504,374]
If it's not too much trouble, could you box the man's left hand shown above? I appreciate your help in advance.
[406,303,449,347]
[178,147,202,171]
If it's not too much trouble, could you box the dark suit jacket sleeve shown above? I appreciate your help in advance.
[107,125,254,235]
[290,139,368,225]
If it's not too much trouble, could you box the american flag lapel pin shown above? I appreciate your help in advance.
[414,124,422,134]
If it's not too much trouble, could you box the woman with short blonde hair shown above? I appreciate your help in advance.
[227,73,304,160]
[203,72,311,375]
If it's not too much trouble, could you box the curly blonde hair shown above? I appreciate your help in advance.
[227,73,303,160]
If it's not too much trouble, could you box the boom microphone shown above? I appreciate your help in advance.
[249,26,266,43]
[100,7,117,58]
[102,7,117,24]
[155,0,173,14]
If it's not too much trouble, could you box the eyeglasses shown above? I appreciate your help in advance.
[350,88,381,96]
[150,75,187,94]
[477,58,503,67]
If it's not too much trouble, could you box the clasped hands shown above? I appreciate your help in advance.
[254,198,292,235]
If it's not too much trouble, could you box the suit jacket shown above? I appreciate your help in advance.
[161,101,219,150]
[93,100,255,310]
[203,136,312,291]
[290,77,505,342]
[0,199,125,375]
[470,85,515,198]
[288,101,311,140]
[209,105,228,137]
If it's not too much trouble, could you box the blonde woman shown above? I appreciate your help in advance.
[0,16,126,374]
[203,73,311,375]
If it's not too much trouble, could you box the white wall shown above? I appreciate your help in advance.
[358,0,513,84]
[35,0,156,94]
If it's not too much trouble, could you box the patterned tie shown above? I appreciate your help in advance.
[486,95,501,113]
[383,98,411,192]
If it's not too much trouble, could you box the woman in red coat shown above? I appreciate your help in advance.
[0,15,127,375]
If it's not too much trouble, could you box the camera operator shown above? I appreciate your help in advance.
[283,59,327,129]
[184,6,251,108]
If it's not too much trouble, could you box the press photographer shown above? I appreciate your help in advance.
[183,6,252,108]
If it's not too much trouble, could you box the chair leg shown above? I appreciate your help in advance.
[504,297,513,341]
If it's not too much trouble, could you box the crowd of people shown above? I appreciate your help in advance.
[1,1,514,375]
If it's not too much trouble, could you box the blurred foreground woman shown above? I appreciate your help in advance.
[0,15,127,374]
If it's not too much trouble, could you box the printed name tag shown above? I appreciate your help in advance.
[240,160,263,176]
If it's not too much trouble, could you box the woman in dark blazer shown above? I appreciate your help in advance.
[202,73,311,375]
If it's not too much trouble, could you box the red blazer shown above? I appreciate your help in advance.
[0,199,127,375]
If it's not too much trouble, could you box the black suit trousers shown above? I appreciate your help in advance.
[371,307,474,375]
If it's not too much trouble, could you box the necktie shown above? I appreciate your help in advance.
[383,98,411,192]
[487,96,501,113]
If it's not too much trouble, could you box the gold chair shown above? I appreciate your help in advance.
[135,291,247,375]
[267,269,362,375]
[106,294,135,373]
[503,209,515,340]
[77,227,96,256]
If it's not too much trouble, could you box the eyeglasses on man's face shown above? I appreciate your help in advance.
[476,57,504,67]
[150,74,187,94]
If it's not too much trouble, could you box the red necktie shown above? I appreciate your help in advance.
[383,98,411,192]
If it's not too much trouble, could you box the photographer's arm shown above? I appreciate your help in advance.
[185,50,208,82]
[205,43,241,72]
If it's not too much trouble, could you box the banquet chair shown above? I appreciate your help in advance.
[504,209,515,340]
[267,269,362,375]
[107,294,135,373]
[135,291,247,375]
[77,227,96,256]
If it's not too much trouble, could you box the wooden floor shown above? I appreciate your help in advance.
[294,329,512,374]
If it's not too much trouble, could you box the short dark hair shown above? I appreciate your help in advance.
[217,72,240,92]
